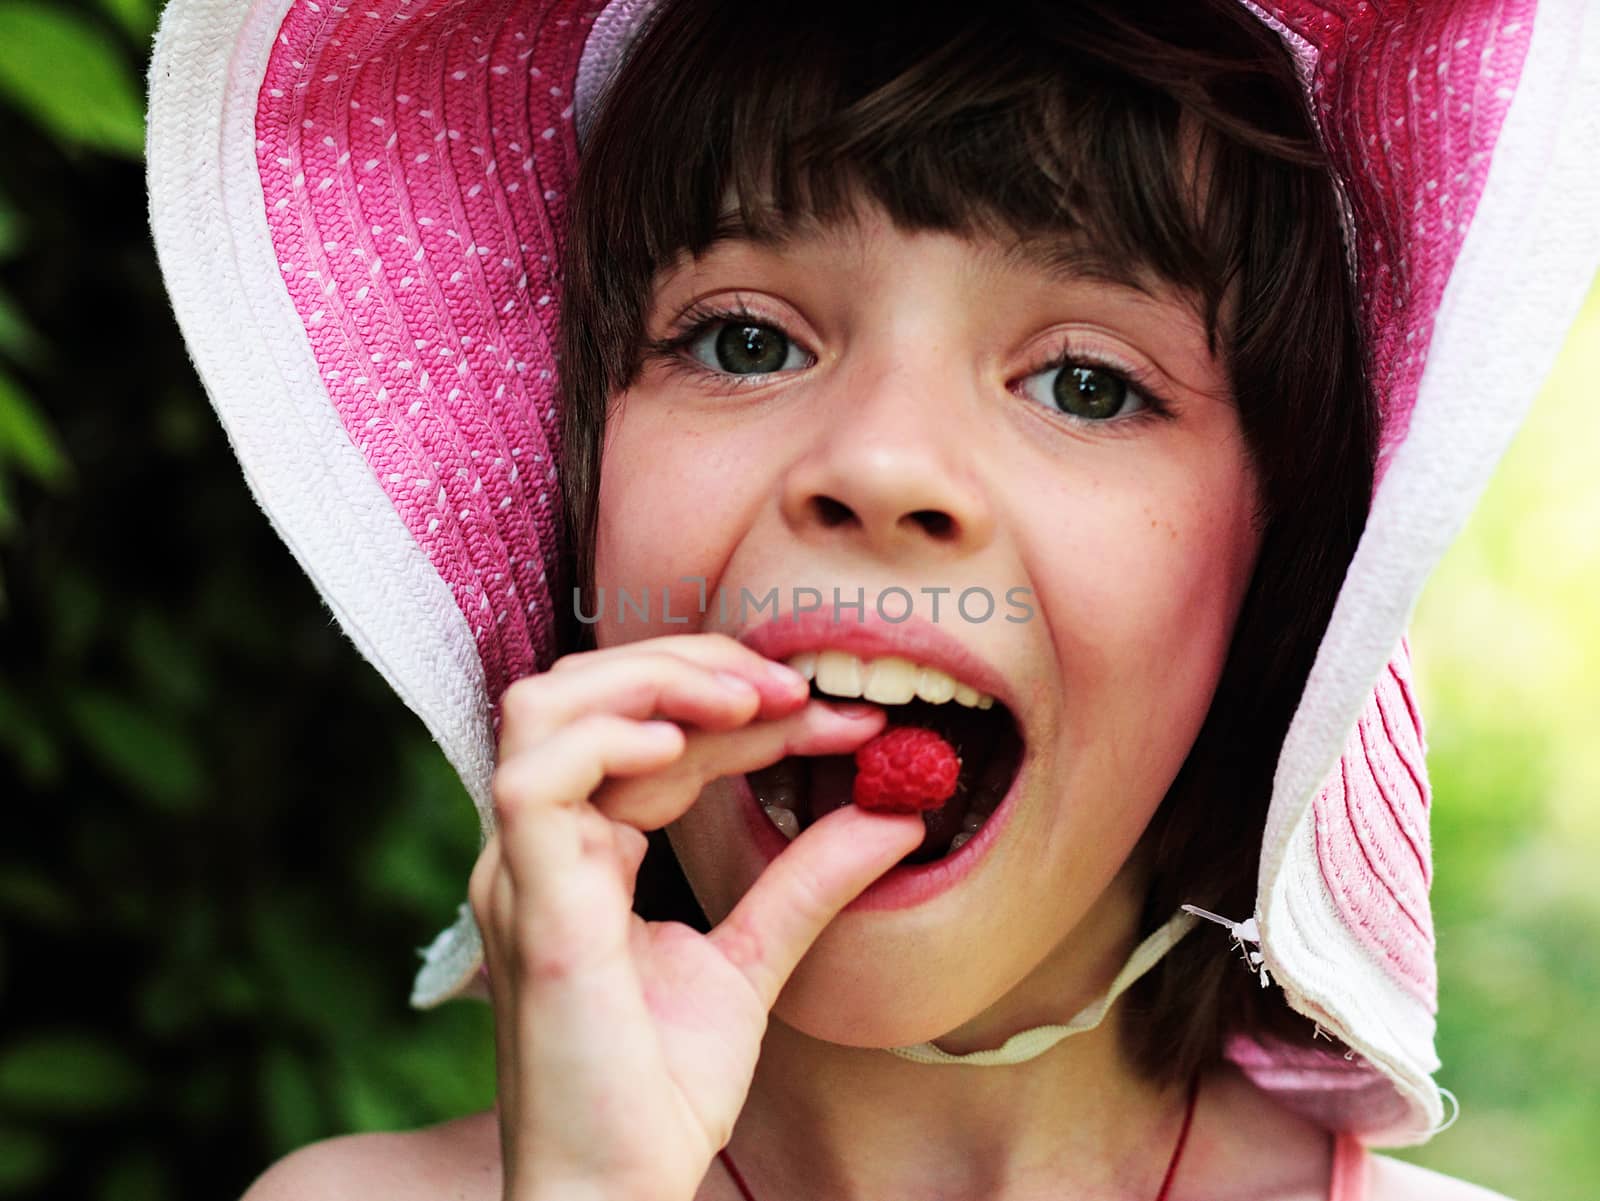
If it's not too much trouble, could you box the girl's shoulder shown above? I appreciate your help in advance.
[235,1099,1518,1201]
[1366,1153,1516,1201]
[237,1109,501,1201]
[1202,1064,1517,1201]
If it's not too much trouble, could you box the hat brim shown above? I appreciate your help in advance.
[147,0,1600,1144]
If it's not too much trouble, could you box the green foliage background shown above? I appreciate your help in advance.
[0,2,1593,1198]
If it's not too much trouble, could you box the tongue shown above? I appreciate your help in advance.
[805,751,975,861]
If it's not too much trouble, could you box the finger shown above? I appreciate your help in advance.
[542,632,808,709]
[708,804,926,1010]
[468,837,522,1122]
[492,715,685,893]
[610,822,651,895]
[498,650,802,759]
[592,700,886,829]
[472,840,523,1010]
[467,834,505,963]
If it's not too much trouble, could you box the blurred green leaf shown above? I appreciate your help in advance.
[0,2,145,158]
[210,963,263,1017]
[383,1005,495,1119]
[0,287,44,367]
[0,680,62,786]
[0,199,19,260]
[0,1124,54,1195]
[0,867,74,929]
[0,1033,144,1114]
[96,1150,169,1201]
[361,739,479,916]
[133,965,205,1041]
[153,386,210,456]
[125,607,208,711]
[0,366,71,486]
[96,0,158,45]
[335,1053,414,1134]
[259,1045,325,1154]
[249,896,383,1036]
[46,566,105,664]
[64,689,206,813]
[177,1063,232,1131]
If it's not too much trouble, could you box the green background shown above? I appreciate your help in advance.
[0,2,1594,1197]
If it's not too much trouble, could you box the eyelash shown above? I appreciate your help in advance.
[642,299,800,391]
[1014,347,1176,433]
[643,302,1177,429]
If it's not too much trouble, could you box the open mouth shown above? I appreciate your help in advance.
[745,652,1025,867]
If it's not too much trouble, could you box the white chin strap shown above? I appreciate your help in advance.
[882,909,1199,1066]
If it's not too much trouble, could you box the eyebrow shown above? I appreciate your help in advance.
[993,236,1165,299]
[701,207,1174,304]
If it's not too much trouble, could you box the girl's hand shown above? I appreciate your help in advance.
[468,633,924,1201]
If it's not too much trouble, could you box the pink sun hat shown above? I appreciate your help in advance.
[146,0,1599,1146]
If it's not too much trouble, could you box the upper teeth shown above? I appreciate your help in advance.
[786,650,996,709]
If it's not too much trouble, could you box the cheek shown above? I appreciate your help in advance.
[590,399,740,647]
[592,401,710,649]
[1029,447,1260,742]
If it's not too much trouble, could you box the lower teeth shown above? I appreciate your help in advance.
[763,804,801,840]
[761,801,990,854]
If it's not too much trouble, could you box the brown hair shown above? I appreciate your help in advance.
[556,0,1377,1085]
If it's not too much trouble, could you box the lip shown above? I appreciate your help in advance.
[733,748,1026,911]
[735,608,1021,723]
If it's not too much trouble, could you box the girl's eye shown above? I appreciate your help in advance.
[1018,360,1148,421]
[687,321,808,375]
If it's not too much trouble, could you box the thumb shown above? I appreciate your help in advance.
[707,805,925,1010]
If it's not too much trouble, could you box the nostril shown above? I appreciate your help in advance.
[812,496,854,528]
[804,498,958,540]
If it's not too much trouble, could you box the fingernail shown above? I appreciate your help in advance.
[714,670,759,696]
[823,702,881,720]
[765,660,807,690]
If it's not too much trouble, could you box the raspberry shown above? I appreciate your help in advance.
[852,726,961,813]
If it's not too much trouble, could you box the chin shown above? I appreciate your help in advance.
[770,985,962,1051]
[766,930,999,1051]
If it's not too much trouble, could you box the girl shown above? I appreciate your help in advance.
[145,0,1599,1197]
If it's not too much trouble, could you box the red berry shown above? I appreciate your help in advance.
[852,726,961,813]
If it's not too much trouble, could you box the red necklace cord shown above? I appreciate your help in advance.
[718,1074,1201,1201]
[1153,1074,1200,1201]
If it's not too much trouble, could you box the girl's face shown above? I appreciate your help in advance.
[590,201,1262,1049]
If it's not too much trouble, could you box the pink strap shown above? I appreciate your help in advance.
[1328,1130,1369,1201]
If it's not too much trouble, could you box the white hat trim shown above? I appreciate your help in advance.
[146,0,496,1007]
[1259,0,1600,1145]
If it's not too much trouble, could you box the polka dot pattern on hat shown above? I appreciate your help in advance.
[257,0,601,729]
[1255,1,1535,483]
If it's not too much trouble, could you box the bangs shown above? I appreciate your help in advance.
[572,0,1327,382]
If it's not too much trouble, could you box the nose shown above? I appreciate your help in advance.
[778,354,996,562]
